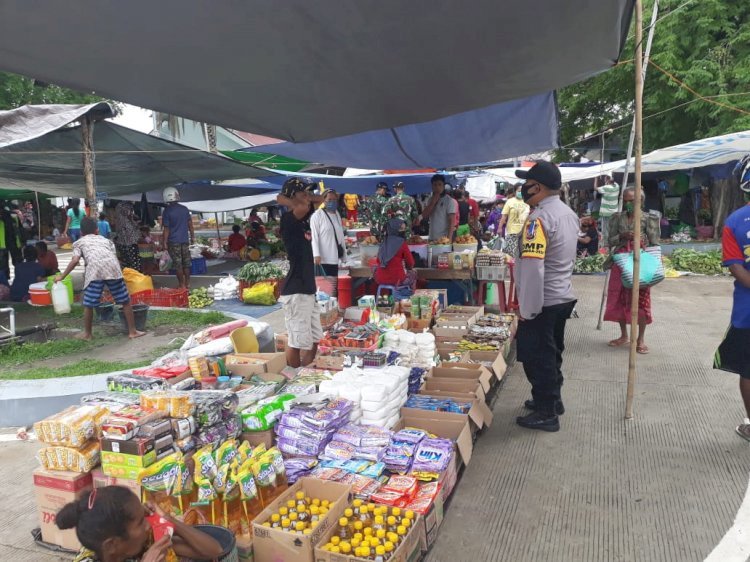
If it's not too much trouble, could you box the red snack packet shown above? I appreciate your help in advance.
[370,489,404,506]
[382,475,419,497]
[146,513,174,542]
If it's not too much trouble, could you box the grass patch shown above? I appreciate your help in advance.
[0,337,115,367]
[148,310,232,328]
[0,358,151,380]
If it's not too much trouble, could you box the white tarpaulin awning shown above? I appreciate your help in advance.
[0,1,633,142]
[487,129,750,183]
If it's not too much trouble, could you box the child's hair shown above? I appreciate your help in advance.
[71,198,81,218]
[99,212,107,221]
[35,241,47,253]
[56,486,138,557]
[80,216,98,236]
[22,245,37,262]
[232,224,240,233]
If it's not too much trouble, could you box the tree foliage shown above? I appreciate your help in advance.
[0,71,106,111]
[557,0,750,160]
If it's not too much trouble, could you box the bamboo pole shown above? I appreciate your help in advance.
[597,0,659,330]
[81,116,96,215]
[625,0,645,420]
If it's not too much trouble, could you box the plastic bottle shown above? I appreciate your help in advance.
[330,546,341,554]
[281,518,291,532]
[376,529,386,541]
[397,525,408,542]
[309,505,321,522]
[279,506,289,518]
[344,508,354,519]
[287,500,297,514]
[51,281,71,314]
[330,536,341,547]
[351,536,361,549]
[391,507,401,519]
[373,515,386,533]
[295,521,305,534]
[270,514,281,528]
[295,491,307,511]
[358,505,373,528]
[337,517,351,541]
[352,498,363,516]
[353,520,364,535]
[384,541,395,556]
[374,545,386,562]
[387,515,398,534]
[340,542,352,555]
[297,506,309,523]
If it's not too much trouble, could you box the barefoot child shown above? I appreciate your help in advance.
[56,217,145,340]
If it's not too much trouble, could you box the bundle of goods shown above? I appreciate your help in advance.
[34,405,109,472]
[256,489,333,535]
[208,275,239,301]
[474,249,506,266]
[475,313,515,327]
[318,501,418,557]
[373,479,442,515]
[458,323,512,351]
[234,380,281,409]
[192,391,241,447]
[408,367,427,395]
[382,428,453,481]
[275,397,353,458]
[240,393,295,432]
[318,366,409,429]
[107,373,167,394]
[319,424,392,464]
[80,391,140,410]
[381,329,435,367]
[288,367,335,390]
[404,395,472,414]
[140,390,196,419]
[309,467,382,500]
[320,323,380,350]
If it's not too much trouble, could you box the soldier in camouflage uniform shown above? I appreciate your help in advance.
[383,181,418,235]
[360,181,390,238]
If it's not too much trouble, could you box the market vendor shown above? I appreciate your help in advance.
[419,174,456,242]
[375,218,416,298]
[161,187,195,289]
[277,177,325,368]
[514,161,578,432]
[226,224,247,253]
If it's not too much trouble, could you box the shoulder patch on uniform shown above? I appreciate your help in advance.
[521,218,547,259]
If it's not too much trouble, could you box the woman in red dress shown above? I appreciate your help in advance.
[375,218,416,297]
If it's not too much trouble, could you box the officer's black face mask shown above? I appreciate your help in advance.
[521,182,539,204]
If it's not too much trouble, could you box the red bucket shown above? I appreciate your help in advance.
[337,274,352,309]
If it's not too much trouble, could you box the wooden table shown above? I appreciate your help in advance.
[347,266,476,304]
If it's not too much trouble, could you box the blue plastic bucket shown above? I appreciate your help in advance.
[192,525,238,562]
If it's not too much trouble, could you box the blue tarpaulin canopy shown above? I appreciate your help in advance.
[261,171,459,197]
[242,93,558,169]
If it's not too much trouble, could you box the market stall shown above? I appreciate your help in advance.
[29,293,516,562]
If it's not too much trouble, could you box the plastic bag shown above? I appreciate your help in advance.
[155,251,173,272]
[242,282,277,306]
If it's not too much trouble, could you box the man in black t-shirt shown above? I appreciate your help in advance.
[576,215,600,256]
[277,178,325,367]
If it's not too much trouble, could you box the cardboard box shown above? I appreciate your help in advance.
[275,333,288,353]
[101,463,144,480]
[91,467,141,497]
[101,436,154,456]
[429,364,493,393]
[409,391,493,430]
[420,377,486,403]
[394,412,473,466]
[33,468,93,550]
[423,480,445,549]
[432,325,469,338]
[463,351,507,381]
[225,353,287,378]
[315,511,426,562]
[434,337,461,351]
[240,429,276,450]
[314,353,346,371]
[437,348,468,363]
[435,312,476,327]
[253,478,351,562]
[101,449,156,468]
[407,318,431,333]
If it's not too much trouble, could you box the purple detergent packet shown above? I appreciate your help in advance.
[333,424,363,447]
[392,428,427,444]
[411,438,453,472]
[277,436,327,457]
[320,440,356,461]
[353,446,386,462]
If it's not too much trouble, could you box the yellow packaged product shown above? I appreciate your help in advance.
[33,405,109,448]
[140,391,195,419]
[139,452,191,517]
[37,441,100,472]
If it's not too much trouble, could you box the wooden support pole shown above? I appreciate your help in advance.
[625,0,644,420]
[81,116,96,215]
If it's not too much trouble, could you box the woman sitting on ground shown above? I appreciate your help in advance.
[576,215,600,256]
[375,218,416,298]
[10,245,45,302]
[56,485,222,562]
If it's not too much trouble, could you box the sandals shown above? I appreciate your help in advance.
[637,344,650,354]
[608,337,629,347]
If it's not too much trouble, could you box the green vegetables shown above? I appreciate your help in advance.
[189,287,214,309]
[237,262,285,283]
[669,248,725,275]
[574,253,607,274]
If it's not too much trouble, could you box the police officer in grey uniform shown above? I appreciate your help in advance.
[514,161,579,432]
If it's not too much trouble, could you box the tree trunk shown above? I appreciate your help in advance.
[711,177,744,237]
[81,116,96,214]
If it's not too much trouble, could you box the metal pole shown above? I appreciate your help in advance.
[597,0,659,330]
[625,0,645,420]
[214,213,221,243]
[34,190,41,240]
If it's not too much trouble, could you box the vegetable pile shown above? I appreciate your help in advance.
[574,253,607,274]
[669,249,725,275]
[188,288,214,309]
[236,262,285,283]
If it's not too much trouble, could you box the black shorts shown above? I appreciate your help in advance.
[714,326,750,379]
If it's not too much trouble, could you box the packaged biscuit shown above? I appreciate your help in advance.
[33,405,108,448]
[37,441,100,472]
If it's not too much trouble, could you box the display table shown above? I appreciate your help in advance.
[347,266,475,304]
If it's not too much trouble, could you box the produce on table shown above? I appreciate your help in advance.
[454,235,477,244]
[408,235,426,245]
[360,236,380,246]
[429,237,451,245]
[669,248,725,275]
[189,288,214,309]
[237,262,285,283]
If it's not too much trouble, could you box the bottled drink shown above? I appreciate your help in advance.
[309,505,321,522]
[374,545,386,562]
[376,529,386,541]
[340,542,352,555]
[344,508,354,519]
[384,541,395,556]
[295,491,307,511]
[287,500,297,514]
[373,515,386,533]
[270,514,281,528]
[397,525,407,543]
[279,506,289,518]
[352,498,363,516]
[387,515,398,534]
[337,517,352,541]
[281,518,291,532]
[295,521,305,534]
[358,505,373,528]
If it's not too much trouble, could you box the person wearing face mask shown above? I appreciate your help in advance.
[498,183,530,257]
[513,161,579,432]
[311,189,346,279]
[604,187,661,354]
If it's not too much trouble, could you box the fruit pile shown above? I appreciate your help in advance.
[360,236,380,246]
[429,237,451,245]
[454,234,477,244]
[188,288,214,309]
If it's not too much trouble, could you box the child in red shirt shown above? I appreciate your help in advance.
[375,218,415,291]
[227,224,247,252]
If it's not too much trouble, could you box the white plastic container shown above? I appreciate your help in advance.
[51,281,71,314]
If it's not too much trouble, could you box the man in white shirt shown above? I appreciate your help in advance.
[311,189,346,278]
